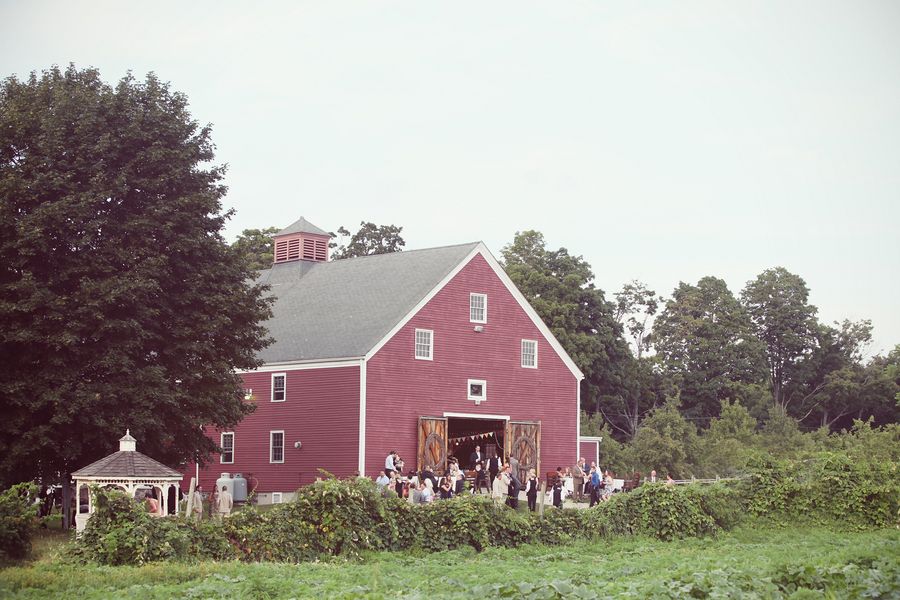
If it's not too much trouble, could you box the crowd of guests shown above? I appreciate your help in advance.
[377,448,674,510]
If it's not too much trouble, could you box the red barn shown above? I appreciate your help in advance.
[187,218,584,503]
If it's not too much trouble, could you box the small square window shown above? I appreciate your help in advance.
[270,431,284,463]
[467,379,487,402]
[415,329,433,360]
[470,293,487,323]
[272,373,286,402]
[220,432,234,464]
[272,492,283,504]
[521,339,538,368]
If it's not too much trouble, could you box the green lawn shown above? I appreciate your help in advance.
[1,524,898,598]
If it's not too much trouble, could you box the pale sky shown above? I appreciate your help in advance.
[2,1,898,355]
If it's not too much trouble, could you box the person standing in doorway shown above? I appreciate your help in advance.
[469,445,483,470]
[473,460,486,494]
[488,453,501,488]
[216,485,233,520]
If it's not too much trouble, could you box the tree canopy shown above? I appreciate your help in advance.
[331,222,405,259]
[654,276,768,421]
[231,226,280,271]
[501,230,631,414]
[741,267,818,410]
[0,66,272,487]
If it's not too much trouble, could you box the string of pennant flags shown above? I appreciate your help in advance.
[449,430,503,445]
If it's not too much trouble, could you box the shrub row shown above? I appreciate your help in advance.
[59,452,900,565]
[74,479,742,565]
[744,452,899,528]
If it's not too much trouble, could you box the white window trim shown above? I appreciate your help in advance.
[271,373,286,403]
[270,430,285,464]
[470,292,487,324]
[220,432,234,464]
[414,328,434,361]
[467,379,487,402]
[271,492,283,504]
[521,339,538,369]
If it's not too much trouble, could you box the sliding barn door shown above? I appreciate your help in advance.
[505,420,541,482]
[417,416,448,474]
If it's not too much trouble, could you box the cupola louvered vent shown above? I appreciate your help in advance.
[272,217,332,265]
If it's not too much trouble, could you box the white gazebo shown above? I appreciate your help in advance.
[72,430,183,532]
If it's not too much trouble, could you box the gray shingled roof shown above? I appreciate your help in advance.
[72,451,183,479]
[255,242,480,363]
[276,216,331,237]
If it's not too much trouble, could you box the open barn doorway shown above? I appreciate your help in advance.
[446,416,506,470]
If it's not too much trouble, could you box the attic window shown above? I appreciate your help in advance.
[415,329,433,360]
[470,293,487,323]
[521,340,537,368]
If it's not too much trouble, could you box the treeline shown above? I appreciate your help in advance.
[502,230,899,451]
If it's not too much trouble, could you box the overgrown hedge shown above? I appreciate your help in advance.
[0,482,38,559]
[745,453,899,528]
[73,454,899,566]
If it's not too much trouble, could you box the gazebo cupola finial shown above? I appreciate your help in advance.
[119,429,137,452]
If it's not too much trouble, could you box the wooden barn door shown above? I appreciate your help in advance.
[505,420,540,482]
[417,416,448,474]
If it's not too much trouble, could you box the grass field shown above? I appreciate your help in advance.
[1,524,898,598]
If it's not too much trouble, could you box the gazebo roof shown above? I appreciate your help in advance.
[72,430,182,479]
[72,450,183,479]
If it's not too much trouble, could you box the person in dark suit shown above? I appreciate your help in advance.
[552,477,563,509]
[488,454,501,489]
[469,445,483,470]
[421,465,438,491]
[505,466,521,509]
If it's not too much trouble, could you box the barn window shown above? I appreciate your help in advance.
[470,293,487,323]
[467,379,487,402]
[521,339,538,368]
[270,431,285,463]
[415,329,433,360]
[272,373,286,402]
[272,492,283,504]
[220,432,234,464]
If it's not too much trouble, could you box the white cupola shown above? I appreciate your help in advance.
[119,429,137,452]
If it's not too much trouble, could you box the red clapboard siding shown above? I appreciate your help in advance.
[185,365,360,493]
[365,253,579,478]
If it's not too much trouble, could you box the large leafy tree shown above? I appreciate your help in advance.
[331,222,405,259]
[607,281,669,437]
[231,226,280,271]
[501,231,631,417]
[0,66,272,490]
[788,319,874,428]
[741,267,818,411]
[654,277,767,421]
